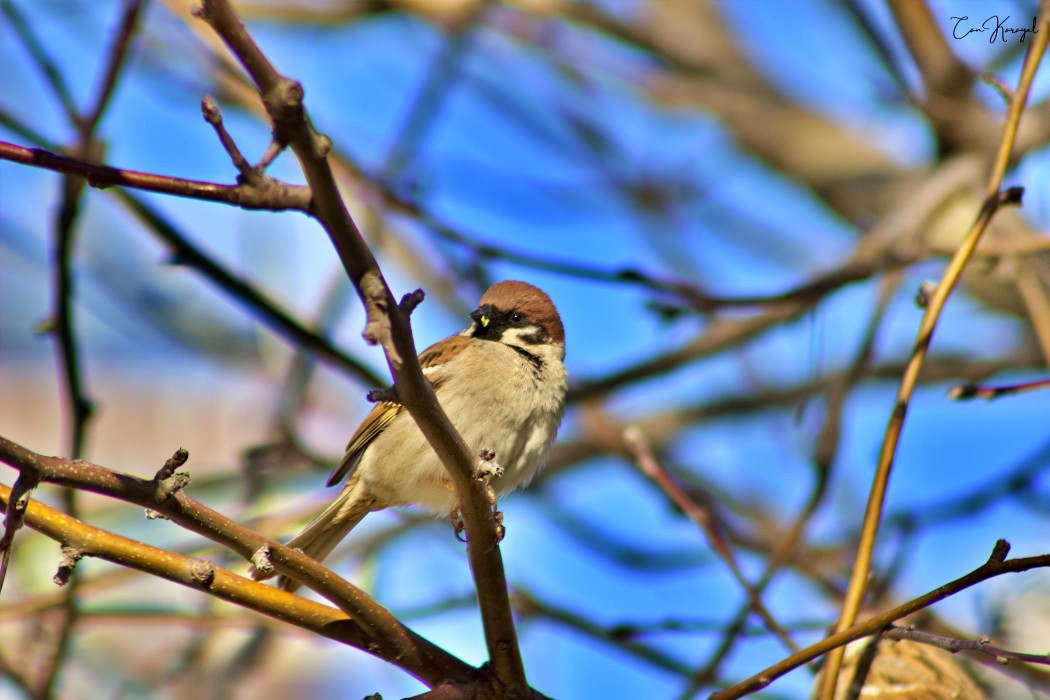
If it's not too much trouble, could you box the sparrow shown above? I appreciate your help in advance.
[258,280,567,591]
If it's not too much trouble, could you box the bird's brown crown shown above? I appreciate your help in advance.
[479,280,565,345]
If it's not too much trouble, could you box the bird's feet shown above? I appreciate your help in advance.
[448,450,507,543]
[450,506,467,542]
[477,449,505,542]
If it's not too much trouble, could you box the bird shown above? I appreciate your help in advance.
[257,280,567,591]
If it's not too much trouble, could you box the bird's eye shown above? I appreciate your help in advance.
[510,312,524,323]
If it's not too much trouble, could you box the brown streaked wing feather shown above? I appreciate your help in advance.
[326,401,402,487]
[325,335,472,488]
[418,334,471,369]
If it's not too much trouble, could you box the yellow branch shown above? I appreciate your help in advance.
[817,10,1050,700]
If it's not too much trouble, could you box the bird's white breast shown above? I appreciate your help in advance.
[357,337,567,513]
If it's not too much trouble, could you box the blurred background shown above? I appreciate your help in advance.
[1,0,1049,698]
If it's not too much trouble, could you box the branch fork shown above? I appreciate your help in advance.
[151,448,191,503]
[201,94,289,186]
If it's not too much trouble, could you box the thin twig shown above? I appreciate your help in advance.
[81,0,146,131]
[111,188,384,386]
[948,376,1050,401]
[201,94,259,182]
[377,0,488,183]
[623,427,798,655]
[515,588,694,677]
[882,625,1050,667]
[0,0,81,125]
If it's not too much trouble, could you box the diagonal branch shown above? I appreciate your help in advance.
[0,481,464,681]
[713,540,1050,699]
[0,0,80,125]
[111,188,385,387]
[192,1,530,693]
[817,12,1050,697]
[623,427,797,656]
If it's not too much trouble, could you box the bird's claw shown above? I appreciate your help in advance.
[450,506,466,542]
[493,508,505,542]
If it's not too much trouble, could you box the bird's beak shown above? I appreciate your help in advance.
[470,307,491,328]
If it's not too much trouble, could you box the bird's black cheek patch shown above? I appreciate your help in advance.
[519,330,547,345]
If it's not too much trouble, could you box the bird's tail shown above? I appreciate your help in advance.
[253,471,376,592]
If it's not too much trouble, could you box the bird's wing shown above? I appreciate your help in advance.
[326,400,402,487]
[324,335,472,487]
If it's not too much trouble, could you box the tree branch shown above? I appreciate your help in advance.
[193,0,530,693]
[0,140,311,211]
[0,482,407,667]
[623,427,797,655]
[882,625,1050,667]
[817,6,1050,690]
[111,188,385,388]
[713,540,1050,699]
[0,435,477,687]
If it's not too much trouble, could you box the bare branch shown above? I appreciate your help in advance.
[948,376,1050,401]
[0,140,312,210]
[0,435,475,687]
[818,16,1050,696]
[623,427,797,656]
[111,188,385,387]
[0,483,396,664]
[883,625,1050,667]
[201,94,258,182]
[193,1,530,691]
[714,540,1050,699]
